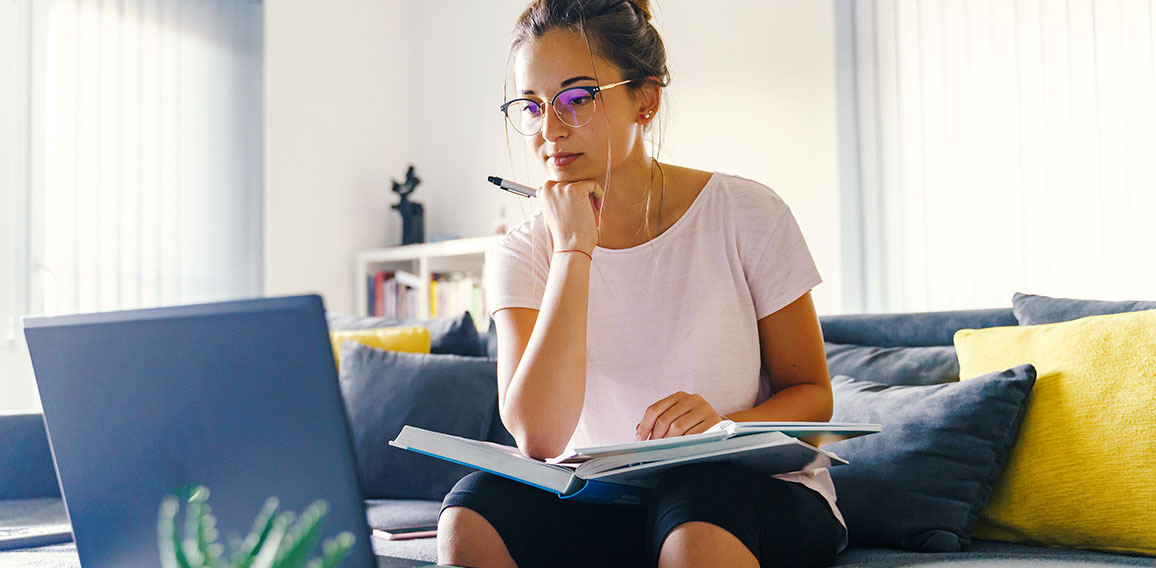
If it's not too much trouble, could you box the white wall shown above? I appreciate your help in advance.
[266,1,846,314]
[265,0,415,313]
[657,1,844,313]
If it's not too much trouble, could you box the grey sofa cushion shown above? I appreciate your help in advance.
[820,309,1017,347]
[483,318,499,359]
[0,414,60,500]
[327,311,482,357]
[338,343,499,500]
[1012,292,1156,326]
[363,499,442,531]
[832,539,1156,566]
[825,343,959,386]
[826,365,1037,553]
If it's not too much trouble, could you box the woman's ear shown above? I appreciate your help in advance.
[636,78,662,124]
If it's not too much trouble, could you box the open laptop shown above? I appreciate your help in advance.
[24,295,414,567]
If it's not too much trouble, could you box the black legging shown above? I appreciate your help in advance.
[441,462,845,568]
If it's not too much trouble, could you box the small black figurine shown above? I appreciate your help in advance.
[392,165,425,245]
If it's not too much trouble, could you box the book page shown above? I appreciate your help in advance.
[549,428,731,464]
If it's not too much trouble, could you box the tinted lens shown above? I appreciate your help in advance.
[505,99,543,135]
[554,88,596,127]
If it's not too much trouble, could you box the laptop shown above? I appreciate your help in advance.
[24,295,416,567]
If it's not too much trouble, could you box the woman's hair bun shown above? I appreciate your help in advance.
[628,0,652,20]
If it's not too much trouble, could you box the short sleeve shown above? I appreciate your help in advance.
[484,213,552,316]
[746,205,822,320]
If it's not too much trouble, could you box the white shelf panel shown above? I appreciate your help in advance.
[355,235,504,319]
[356,235,503,265]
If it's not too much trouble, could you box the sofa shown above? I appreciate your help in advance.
[2,293,1154,567]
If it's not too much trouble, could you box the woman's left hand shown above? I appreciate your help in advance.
[635,391,725,440]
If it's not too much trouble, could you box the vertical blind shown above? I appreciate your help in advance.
[42,0,264,316]
[2,0,31,349]
[850,0,1156,313]
[1,0,39,412]
[1,0,263,411]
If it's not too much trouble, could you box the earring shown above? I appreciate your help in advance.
[641,111,653,120]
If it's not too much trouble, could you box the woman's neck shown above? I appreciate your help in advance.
[594,157,665,248]
[591,160,714,251]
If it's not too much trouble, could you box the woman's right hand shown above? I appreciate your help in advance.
[538,179,604,254]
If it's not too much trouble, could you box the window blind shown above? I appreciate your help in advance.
[849,0,1156,312]
[42,0,264,316]
[1,0,264,411]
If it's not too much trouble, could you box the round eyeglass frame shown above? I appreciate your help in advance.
[499,79,634,136]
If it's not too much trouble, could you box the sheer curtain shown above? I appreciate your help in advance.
[847,0,1156,313]
[1,0,38,410]
[42,0,264,314]
[1,0,264,411]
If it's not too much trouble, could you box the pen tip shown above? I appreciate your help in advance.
[486,176,501,185]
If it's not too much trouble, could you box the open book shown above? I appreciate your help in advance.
[389,421,880,506]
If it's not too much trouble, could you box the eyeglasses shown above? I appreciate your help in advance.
[500,79,633,136]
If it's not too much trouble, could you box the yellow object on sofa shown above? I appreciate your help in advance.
[953,309,1156,556]
[330,326,430,371]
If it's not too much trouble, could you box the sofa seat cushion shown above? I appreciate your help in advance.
[363,499,441,531]
[0,497,76,567]
[833,540,1156,567]
[363,500,441,563]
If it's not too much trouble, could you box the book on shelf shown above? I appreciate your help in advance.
[366,269,489,329]
[366,270,421,319]
[430,273,487,329]
[389,420,880,506]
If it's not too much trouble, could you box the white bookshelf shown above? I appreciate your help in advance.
[354,235,504,319]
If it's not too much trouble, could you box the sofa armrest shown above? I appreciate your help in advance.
[0,413,61,499]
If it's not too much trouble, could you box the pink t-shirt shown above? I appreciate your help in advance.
[486,172,846,546]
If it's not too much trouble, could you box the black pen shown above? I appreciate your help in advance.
[487,176,537,198]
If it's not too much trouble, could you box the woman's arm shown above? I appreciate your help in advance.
[493,254,590,459]
[493,180,604,460]
[726,291,833,423]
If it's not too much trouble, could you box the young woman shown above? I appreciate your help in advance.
[439,1,846,566]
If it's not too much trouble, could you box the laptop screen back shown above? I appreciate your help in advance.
[24,295,375,567]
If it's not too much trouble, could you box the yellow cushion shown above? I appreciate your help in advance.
[330,326,430,371]
[953,309,1156,556]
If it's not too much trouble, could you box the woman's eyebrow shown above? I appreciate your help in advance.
[520,75,599,96]
[560,75,598,87]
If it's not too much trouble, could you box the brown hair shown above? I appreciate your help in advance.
[507,0,671,251]
[510,0,670,93]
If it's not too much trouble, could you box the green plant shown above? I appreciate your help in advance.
[158,485,355,568]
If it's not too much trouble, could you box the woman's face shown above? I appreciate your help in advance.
[513,29,646,183]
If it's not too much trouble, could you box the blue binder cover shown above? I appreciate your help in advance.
[560,479,651,506]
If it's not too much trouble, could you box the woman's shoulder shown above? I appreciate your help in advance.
[698,171,793,219]
[710,171,786,200]
[492,210,550,256]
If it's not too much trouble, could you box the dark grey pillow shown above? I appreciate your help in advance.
[327,311,482,357]
[338,342,499,500]
[484,318,499,359]
[825,364,1036,552]
[1012,292,1156,326]
[825,342,959,386]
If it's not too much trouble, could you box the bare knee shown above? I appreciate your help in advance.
[437,506,517,568]
[658,521,757,568]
